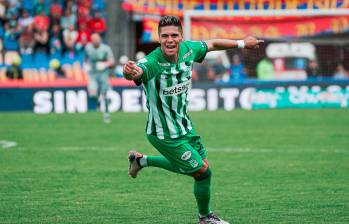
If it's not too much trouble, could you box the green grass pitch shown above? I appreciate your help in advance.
[1,109,349,223]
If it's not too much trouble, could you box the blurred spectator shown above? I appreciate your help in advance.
[230,54,247,81]
[192,60,214,82]
[333,64,348,80]
[34,0,46,15]
[63,24,78,50]
[306,60,321,79]
[256,58,274,80]
[33,10,50,31]
[115,55,128,78]
[6,0,21,20]
[49,24,63,56]
[0,0,6,22]
[19,26,34,54]
[3,22,19,52]
[49,3,62,26]
[212,55,228,81]
[34,26,49,53]
[60,8,76,30]
[77,5,91,28]
[8,13,18,29]
[77,0,92,8]
[77,23,91,47]
[88,11,106,35]
[64,0,77,14]
[18,10,33,30]
[6,55,23,79]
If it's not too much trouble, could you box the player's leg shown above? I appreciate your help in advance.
[99,76,111,123]
[189,136,229,224]
[128,150,179,178]
[128,134,203,177]
[87,76,99,110]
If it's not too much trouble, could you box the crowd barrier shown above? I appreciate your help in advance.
[0,79,348,113]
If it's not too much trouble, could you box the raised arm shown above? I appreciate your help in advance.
[123,61,144,81]
[205,36,264,52]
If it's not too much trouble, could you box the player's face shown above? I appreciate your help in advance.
[159,26,183,60]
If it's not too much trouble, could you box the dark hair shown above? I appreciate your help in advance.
[158,16,182,33]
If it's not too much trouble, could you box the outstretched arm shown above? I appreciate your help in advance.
[123,61,144,81]
[205,36,264,52]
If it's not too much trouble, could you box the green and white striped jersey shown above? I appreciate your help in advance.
[137,41,208,139]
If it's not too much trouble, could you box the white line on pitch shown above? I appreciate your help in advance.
[207,148,349,154]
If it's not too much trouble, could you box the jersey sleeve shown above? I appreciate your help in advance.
[188,41,208,63]
[136,56,158,84]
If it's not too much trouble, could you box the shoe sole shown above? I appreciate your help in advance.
[128,151,137,178]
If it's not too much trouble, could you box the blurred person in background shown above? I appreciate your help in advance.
[211,55,228,82]
[60,8,76,30]
[257,58,274,80]
[192,60,214,82]
[306,60,321,79]
[18,10,33,30]
[49,2,63,28]
[76,22,91,47]
[6,55,23,80]
[0,0,6,23]
[123,16,263,224]
[19,25,35,54]
[33,10,49,32]
[62,24,78,51]
[33,25,49,54]
[3,21,20,52]
[88,10,106,36]
[229,54,247,81]
[85,33,115,123]
[333,63,348,80]
[34,0,47,15]
[49,23,63,57]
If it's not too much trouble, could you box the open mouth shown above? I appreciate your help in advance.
[166,45,176,49]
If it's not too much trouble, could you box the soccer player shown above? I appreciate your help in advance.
[123,16,263,224]
[85,33,115,123]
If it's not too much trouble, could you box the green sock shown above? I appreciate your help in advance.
[194,170,211,216]
[147,156,179,173]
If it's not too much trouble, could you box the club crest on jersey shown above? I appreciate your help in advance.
[162,80,191,96]
[181,151,192,161]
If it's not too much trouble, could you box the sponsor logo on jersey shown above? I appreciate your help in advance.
[162,80,191,96]
[181,151,192,160]
[183,50,192,59]
[158,62,171,67]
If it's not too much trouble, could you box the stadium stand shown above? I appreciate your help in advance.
[0,0,106,83]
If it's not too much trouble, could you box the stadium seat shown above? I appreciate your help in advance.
[21,54,34,68]
[34,52,49,69]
